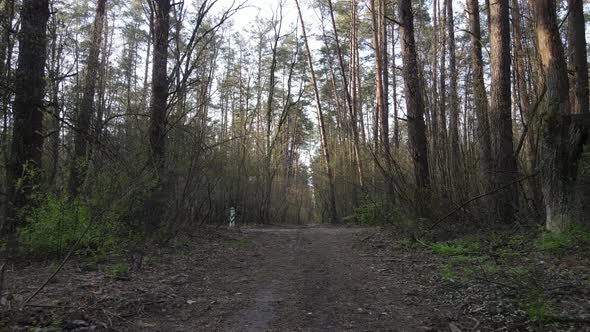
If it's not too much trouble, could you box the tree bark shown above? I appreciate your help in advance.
[532,0,583,232]
[69,0,107,197]
[295,0,339,223]
[143,0,171,238]
[489,0,518,223]
[149,0,171,172]
[467,0,493,192]
[4,0,50,235]
[399,0,431,218]
[446,0,460,172]
[567,0,589,117]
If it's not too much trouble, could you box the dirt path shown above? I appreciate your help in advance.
[220,226,445,331]
[2,226,452,331]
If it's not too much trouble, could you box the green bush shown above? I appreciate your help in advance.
[107,262,130,280]
[354,200,385,225]
[18,194,117,257]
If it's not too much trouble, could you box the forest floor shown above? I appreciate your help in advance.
[1,224,589,331]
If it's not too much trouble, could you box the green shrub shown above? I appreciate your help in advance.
[107,262,130,280]
[354,200,386,225]
[18,194,117,257]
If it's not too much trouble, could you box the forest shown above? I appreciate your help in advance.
[1,0,590,330]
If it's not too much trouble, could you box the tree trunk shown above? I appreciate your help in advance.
[489,0,518,223]
[532,0,583,232]
[567,0,589,117]
[391,23,399,149]
[69,0,107,197]
[295,0,339,223]
[447,0,460,172]
[399,0,431,218]
[439,0,447,140]
[149,0,171,171]
[467,0,493,192]
[4,0,50,236]
[144,0,171,239]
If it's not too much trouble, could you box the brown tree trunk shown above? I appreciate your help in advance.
[532,0,583,232]
[567,0,589,117]
[370,0,385,150]
[399,0,431,218]
[446,0,460,172]
[489,0,518,223]
[143,0,171,240]
[391,24,399,149]
[431,0,439,141]
[5,0,50,235]
[69,0,107,197]
[467,0,493,192]
[295,0,339,223]
[439,0,447,140]
[149,0,171,171]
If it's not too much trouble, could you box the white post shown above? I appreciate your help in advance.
[229,207,236,228]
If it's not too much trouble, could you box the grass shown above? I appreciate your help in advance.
[522,292,554,323]
[107,262,130,280]
[535,226,590,251]
[224,238,252,249]
[431,239,480,255]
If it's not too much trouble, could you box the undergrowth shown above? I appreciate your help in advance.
[17,194,121,258]
[426,225,590,325]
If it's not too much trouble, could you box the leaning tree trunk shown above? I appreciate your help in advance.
[4,0,50,236]
[489,0,518,224]
[295,0,339,224]
[533,0,583,232]
[399,0,431,218]
[69,0,107,197]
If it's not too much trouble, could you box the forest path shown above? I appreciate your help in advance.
[219,225,439,331]
[2,225,452,331]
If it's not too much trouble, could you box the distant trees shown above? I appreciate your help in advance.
[69,0,107,196]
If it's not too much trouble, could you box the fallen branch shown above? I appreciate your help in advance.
[425,172,539,233]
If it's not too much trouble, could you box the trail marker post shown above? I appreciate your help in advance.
[229,207,236,228]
